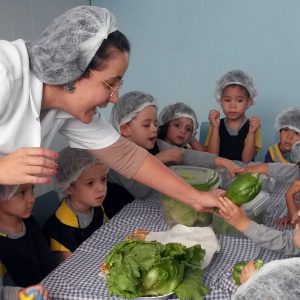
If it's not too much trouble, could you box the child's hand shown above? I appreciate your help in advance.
[248,116,261,133]
[239,261,257,284]
[208,109,220,128]
[214,157,239,176]
[218,197,251,232]
[274,215,291,226]
[155,149,184,164]
[235,163,268,175]
[291,211,300,226]
[286,180,300,198]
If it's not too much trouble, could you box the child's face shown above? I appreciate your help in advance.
[220,85,252,121]
[279,127,300,152]
[68,163,108,212]
[120,106,158,150]
[165,117,194,147]
[0,184,35,219]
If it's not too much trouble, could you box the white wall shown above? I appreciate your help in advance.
[0,0,89,195]
[93,0,300,161]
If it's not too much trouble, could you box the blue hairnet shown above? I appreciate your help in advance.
[0,185,18,202]
[55,147,103,193]
[275,107,300,133]
[232,258,300,300]
[110,91,158,132]
[215,70,257,103]
[26,6,116,84]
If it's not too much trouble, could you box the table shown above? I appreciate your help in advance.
[43,179,294,300]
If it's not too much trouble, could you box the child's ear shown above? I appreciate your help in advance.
[246,98,253,108]
[120,123,132,138]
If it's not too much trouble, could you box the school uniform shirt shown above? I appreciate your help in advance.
[44,200,105,253]
[264,143,291,163]
[0,217,57,287]
[204,118,262,161]
[0,39,119,156]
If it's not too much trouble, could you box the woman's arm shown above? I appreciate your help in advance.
[92,138,222,212]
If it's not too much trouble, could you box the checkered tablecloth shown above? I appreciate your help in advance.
[43,179,293,300]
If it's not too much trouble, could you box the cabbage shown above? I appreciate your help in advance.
[104,239,209,299]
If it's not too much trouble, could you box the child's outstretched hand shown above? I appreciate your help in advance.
[274,215,291,226]
[208,109,220,128]
[235,163,268,175]
[155,148,184,164]
[286,180,300,199]
[214,157,239,176]
[239,261,257,284]
[249,115,261,133]
[218,197,251,232]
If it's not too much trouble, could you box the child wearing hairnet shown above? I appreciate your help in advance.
[264,107,300,163]
[43,147,109,262]
[103,91,238,217]
[157,102,205,151]
[0,184,57,288]
[204,70,262,162]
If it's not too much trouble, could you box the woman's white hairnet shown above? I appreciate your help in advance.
[232,258,300,300]
[158,102,199,136]
[291,140,300,163]
[275,107,300,133]
[215,70,257,103]
[26,6,116,84]
[55,147,103,193]
[110,91,158,133]
[0,185,18,202]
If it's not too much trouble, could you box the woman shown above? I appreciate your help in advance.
[0,6,223,212]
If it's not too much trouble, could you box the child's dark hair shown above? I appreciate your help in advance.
[157,123,170,140]
[87,30,130,71]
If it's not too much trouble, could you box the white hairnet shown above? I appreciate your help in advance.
[232,258,300,300]
[215,70,257,103]
[291,140,300,163]
[55,147,102,193]
[0,185,18,202]
[26,6,117,84]
[110,91,158,132]
[275,107,300,133]
[158,102,199,136]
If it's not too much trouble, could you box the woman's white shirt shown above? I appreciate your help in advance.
[0,39,119,156]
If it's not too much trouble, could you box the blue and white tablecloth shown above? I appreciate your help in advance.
[43,180,293,300]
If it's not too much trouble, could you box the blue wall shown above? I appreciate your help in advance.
[93,0,300,161]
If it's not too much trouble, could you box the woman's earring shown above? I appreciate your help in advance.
[64,82,76,93]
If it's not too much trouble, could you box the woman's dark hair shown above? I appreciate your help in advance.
[87,30,130,71]
[157,123,170,140]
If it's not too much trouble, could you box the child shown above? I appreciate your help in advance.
[0,184,57,287]
[218,196,300,256]
[264,107,300,163]
[204,70,262,162]
[104,91,238,217]
[44,147,109,261]
[157,102,205,151]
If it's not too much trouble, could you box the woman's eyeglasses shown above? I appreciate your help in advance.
[89,69,123,97]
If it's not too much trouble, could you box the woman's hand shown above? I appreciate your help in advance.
[208,109,220,128]
[239,261,257,285]
[192,188,224,212]
[0,148,58,185]
[18,284,49,300]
